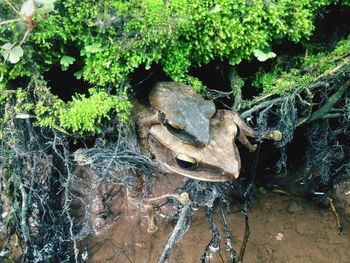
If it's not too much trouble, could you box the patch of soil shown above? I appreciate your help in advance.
[81,191,350,263]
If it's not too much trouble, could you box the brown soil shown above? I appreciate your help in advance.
[81,191,350,263]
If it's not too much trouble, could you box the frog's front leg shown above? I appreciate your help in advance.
[215,110,282,152]
[136,113,159,152]
[215,110,257,152]
[143,193,190,233]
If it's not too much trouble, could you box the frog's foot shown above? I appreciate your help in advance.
[238,132,257,152]
[263,130,283,141]
[146,205,158,234]
[215,110,258,152]
[144,193,190,233]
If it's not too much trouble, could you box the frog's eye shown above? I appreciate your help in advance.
[175,153,198,170]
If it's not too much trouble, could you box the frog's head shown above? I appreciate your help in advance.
[148,117,241,182]
[149,82,216,147]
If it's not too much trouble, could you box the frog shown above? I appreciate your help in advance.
[128,82,282,232]
[134,82,281,181]
[72,81,282,235]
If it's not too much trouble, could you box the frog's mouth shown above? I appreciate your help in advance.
[148,125,240,182]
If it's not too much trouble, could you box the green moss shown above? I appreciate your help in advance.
[1,0,347,135]
[59,88,131,134]
[251,34,350,99]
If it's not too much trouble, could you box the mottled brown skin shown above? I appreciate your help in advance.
[134,82,261,182]
[135,82,217,150]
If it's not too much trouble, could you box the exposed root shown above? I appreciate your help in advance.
[328,197,343,235]
[237,210,250,263]
[157,204,192,263]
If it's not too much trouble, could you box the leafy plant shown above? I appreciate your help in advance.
[1,0,349,135]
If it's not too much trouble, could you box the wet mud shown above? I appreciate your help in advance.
[81,190,350,263]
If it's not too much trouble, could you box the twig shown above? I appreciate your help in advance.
[157,204,192,263]
[315,58,350,81]
[17,157,30,263]
[241,97,284,118]
[0,18,21,26]
[52,132,79,263]
[201,206,221,263]
[19,27,32,46]
[327,197,343,235]
[308,81,349,122]
[249,93,274,105]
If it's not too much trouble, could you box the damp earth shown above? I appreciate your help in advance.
[79,177,350,263]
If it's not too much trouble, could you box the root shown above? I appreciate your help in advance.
[237,210,250,263]
[328,197,343,235]
[157,204,192,263]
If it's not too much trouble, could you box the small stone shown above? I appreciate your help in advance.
[287,202,301,214]
[135,242,146,249]
[275,232,284,241]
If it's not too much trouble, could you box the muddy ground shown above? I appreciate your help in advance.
[82,184,350,263]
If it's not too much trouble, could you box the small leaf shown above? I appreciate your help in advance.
[21,0,35,17]
[2,43,15,51]
[2,45,24,63]
[11,46,24,57]
[145,63,151,70]
[60,55,76,70]
[8,53,21,63]
[253,49,276,62]
[229,56,242,66]
[84,43,103,54]
[74,70,83,80]
[2,50,10,61]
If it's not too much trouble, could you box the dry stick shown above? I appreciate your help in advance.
[241,97,284,118]
[307,80,349,123]
[315,58,350,81]
[327,197,343,235]
[219,205,236,262]
[0,18,21,25]
[19,27,32,46]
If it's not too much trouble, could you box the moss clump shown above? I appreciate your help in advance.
[252,35,350,97]
[1,0,348,135]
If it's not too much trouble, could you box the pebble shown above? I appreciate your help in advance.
[287,202,301,214]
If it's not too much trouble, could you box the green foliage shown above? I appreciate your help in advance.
[59,88,131,134]
[1,0,348,135]
[27,0,335,85]
[252,34,350,96]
